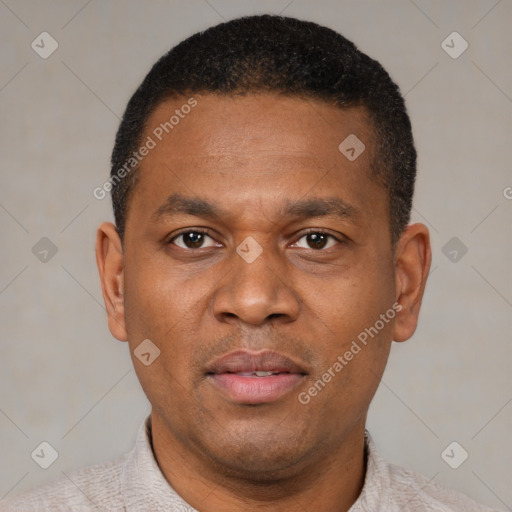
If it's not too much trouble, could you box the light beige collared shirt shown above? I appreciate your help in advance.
[0,417,497,511]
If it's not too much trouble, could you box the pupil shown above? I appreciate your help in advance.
[185,232,204,248]
[308,233,327,249]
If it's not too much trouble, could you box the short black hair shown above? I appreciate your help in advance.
[110,14,416,244]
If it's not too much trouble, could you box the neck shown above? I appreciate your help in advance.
[150,414,367,512]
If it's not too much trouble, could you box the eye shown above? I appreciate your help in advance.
[170,230,219,249]
[293,232,339,250]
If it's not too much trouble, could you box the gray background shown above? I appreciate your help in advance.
[1,0,511,509]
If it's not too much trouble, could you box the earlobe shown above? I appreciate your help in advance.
[95,222,128,342]
[392,223,431,343]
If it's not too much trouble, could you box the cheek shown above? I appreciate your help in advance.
[303,253,396,395]
[122,262,199,415]
[123,252,205,338]
[122,255,214,394]
[315,255,396,340]
[303,291,394,434]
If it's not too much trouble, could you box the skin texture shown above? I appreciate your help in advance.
[96,94,431,512]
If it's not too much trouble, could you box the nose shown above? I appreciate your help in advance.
[212,245,301,326]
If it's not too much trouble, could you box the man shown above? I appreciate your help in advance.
[1,14,496,512]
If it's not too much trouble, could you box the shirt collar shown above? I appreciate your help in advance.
[121,416,378,511]
[121,416,198,511]
[348,430,391,511]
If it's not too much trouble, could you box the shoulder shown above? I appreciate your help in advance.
[0,453,128,512]
[383,460,496,511]
[354,432,498,512]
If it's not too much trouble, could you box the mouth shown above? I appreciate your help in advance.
[205,350,308,405]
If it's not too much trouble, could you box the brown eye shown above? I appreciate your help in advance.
[294,232,338,250]
[307,233,328,249]
[171,231,217,249]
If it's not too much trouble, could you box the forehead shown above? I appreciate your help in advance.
[144,93,373,164]
[126,93,386,232]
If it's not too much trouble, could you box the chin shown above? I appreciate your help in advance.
[200,423,316,482]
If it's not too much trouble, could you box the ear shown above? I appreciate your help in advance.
[392,223,431,342]
[95,222,128,342]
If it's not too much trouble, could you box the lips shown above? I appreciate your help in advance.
[205,350,307,404]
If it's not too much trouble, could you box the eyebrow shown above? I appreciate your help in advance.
[284,197,356,220]
[150,194,222,223]
[150,193,357,224]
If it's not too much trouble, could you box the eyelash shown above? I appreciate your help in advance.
[169,229,219,250]
[168,228,343,251]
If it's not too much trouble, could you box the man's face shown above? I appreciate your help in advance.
[100,94,426,480]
